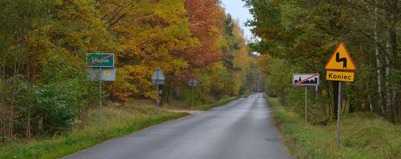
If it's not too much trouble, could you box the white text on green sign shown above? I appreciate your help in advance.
[86,53,114,67]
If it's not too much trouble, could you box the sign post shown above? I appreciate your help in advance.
[293,73,319,126]
[99,67,102,127]
[188,78,198,107]
[152,68,165,114]
[325,42,356,151]
[305,86,308,126]
[86,53,115,128]
[337,82,342,150]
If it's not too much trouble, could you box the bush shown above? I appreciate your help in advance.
[31,82,81,136]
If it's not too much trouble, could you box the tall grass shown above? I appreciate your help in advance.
[268,97,401,159]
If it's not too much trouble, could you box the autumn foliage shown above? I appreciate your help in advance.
[184,0,223,67]
[0,0,255,139]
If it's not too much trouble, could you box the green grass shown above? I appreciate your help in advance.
[165,96,241,111]
[0,96,240,159]
[0,102,189,159]
[267,97,401,159]
[197,96,239,110]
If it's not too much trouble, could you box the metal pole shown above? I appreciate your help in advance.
[305,86,308,126]
[157,84,160,115]
[191,85,194,107]
[99,68,102,128]
[315,85,318,104]
[337,82,342,150]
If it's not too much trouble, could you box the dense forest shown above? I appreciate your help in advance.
[245,0,401,124]
[0,0,256,141]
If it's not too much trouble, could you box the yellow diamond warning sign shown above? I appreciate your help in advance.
[325,42,356,71]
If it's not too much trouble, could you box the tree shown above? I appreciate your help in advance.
[0,0,53,140]
[244,0,401,123]
[100,0,194,101]
[183,0,224,68]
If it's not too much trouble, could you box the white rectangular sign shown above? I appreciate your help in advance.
[88,68,116,81]
[293,73,319,86]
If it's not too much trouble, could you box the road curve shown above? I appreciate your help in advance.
[63,93,290,159]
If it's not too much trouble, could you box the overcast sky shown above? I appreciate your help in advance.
[220,0,254,39]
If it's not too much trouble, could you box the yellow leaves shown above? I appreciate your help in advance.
[107,65,152,101]
[153,0,187,25]
[100,0,197,101]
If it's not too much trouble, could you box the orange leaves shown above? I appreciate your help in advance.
[183,0,224,68]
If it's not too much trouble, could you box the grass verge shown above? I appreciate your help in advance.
[0,103,189,159]
[165,96,242,111]
[267,97,401,159]
[0,96,240,159]
[197,96,239,111]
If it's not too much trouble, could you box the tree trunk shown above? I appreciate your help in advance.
[387,23,398,123]
[1,55,5,142]
[26,59,32,140]
[349,85,356,113]
[374,1,385,117]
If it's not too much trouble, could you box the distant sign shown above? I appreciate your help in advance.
[325,43,356,71]
[293,73,319,86]
[151,68,165,85]
[188,78,198,87]
[86,53,114,67]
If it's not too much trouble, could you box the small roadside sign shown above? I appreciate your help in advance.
[293,73,319,86]
[325,43,356,71]
[88,68,116,81]
[326,71,354,82]
[151,68,165,85]
[188,78,197,86]
[292,73,319,126]
[151,67,165,115]
[86,53,115,128]
[86,53,114,67]
[324,42,357,151]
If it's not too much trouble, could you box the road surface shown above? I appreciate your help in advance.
[63,93,290,159]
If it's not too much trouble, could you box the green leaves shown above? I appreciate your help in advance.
[246,0,401,123]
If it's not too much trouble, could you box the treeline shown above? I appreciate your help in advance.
[244,0,401,124]
[0,0,255,140]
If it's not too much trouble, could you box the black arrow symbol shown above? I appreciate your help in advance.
[335,52,347,68]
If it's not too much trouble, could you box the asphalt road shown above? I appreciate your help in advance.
[63,93,290,159]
